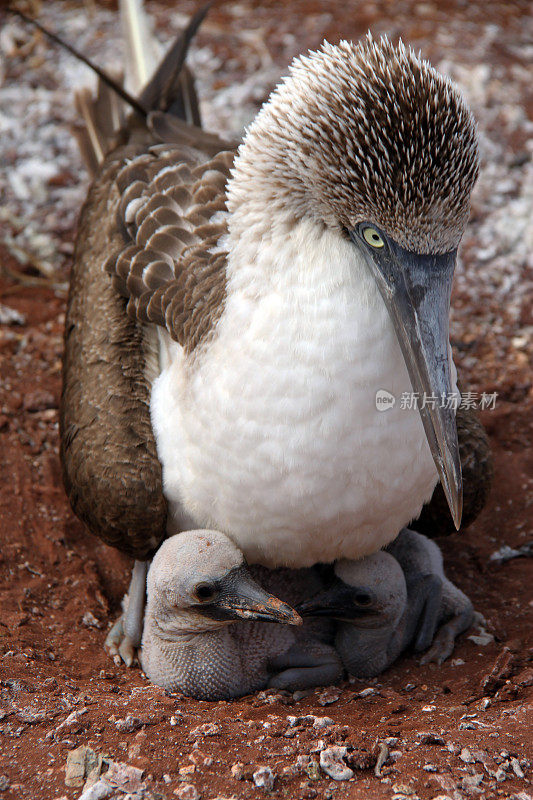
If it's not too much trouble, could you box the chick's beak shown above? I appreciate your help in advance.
[202,566,302,625]
[297,579,376,620]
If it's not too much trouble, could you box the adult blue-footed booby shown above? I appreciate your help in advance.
[54,3,492,661]
[112,35,477,556]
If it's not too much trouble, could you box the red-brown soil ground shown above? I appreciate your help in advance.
[1,1,532,799]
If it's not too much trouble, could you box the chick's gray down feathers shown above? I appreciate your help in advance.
[140,533,342,700]
[142,567,342,700]
[333,529,474,678]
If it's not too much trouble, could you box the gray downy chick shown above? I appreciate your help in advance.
[141,530,342,700]
[386,527,475,664]
[298,529,474,677]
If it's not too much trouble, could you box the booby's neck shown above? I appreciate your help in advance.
[146,606,231,641]
[223,182,382,314]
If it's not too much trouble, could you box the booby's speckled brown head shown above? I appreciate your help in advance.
[231,34,479,253]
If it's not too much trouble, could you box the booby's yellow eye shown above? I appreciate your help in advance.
[362,227,385,248]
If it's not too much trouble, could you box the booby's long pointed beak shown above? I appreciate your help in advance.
[202,566,302,626]
[296,580,377,620]
[352,228,463,529]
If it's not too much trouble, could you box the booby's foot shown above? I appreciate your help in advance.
[104,560,148,666]
[104,615,139,667]
[420,604,475,665]
[122,560,148,644]
[408,574,444,653]
[267,645,343,691]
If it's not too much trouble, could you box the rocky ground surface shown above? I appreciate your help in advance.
[0,1,532,799]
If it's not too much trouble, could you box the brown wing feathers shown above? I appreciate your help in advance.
[61,150,168,559]
[105,146,234,354]
[60,8,232,558]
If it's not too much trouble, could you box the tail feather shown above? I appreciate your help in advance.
[94,73,126,138]
[170,66,202,128]
[13,4,209,170]
[73,78,126,176]
[71,123,100,178]
[138,3,211,121]
[73,86,108,175]
[76,1,208,171]
[119,0,160,94]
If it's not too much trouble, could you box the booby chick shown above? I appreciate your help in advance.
[141,530,342,700]
[298,530,474,677]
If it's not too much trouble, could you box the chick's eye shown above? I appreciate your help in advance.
[354,591,373,606]
[362,227,385,248]
[193,582,217,602]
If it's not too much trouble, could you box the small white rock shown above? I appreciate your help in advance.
[286,714,333,729]
[253,766,275,791]
[468,628,494,646]
[392,783,415,795]
[174,785,200,800]
[312,716,334,730]
[81,611,101,629]
[78,781,112,800]
[114,715,142,733]
[317,687,341,705]
[461,773,483,792]
[358,687,377,697]
[292,689,312,701]
[319,746,354,781]
[188,723,220,737]
[460,747,475,763]
[230,763,244,780]
[511,758,525,778]
[0,303,26,326]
